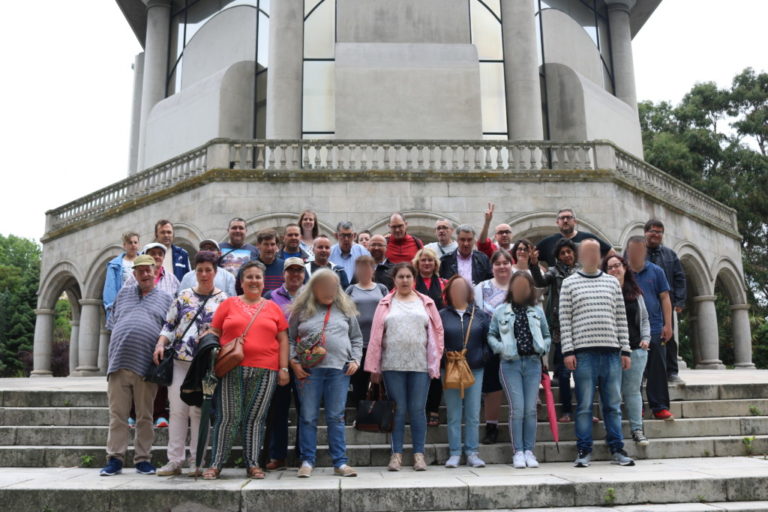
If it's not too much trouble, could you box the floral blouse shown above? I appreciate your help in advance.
[159,288,228,361]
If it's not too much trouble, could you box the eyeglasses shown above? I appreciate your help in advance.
[606,263,623,271]
[496,230,512,235]
[369,243,386,248]
[558,215,574,221]
[436,226,450,231]
[338,233,354,238]
[389,224,405,230]
[647,229,664,235]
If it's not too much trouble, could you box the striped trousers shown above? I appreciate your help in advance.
[209,366,277,469]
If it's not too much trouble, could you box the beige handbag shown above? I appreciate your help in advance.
[443,306,476,398]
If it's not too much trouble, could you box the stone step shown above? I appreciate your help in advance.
[0,458,767,511]
[434,504,768,512]
[2,398,767,427]
[2,416,766,447]
[3,381,766,408]
[1,435,766,468]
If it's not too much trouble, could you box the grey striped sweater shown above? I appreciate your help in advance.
[558,270,630,357]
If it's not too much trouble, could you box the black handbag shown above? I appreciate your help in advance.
[145,293,211,386]
[353,383,396,433]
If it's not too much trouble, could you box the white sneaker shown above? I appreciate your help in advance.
[524,450,539,468]
[466,453,486,468]
[513,451,526,469]
[445,455,461,468]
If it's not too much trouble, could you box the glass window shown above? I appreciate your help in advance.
[470,1,503,61]
[479,63,507,134]
[302,61,335,133]
[304,0,335,59]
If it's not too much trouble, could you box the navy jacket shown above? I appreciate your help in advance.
[439,304,491,369]
[171,245,191,282]
[439,250,492,286]
[646,245,687,309]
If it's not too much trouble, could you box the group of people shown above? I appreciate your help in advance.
[99,206,687,478]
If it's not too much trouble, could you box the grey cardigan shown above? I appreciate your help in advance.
[288,304,363,370]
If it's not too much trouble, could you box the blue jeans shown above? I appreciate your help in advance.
[297,367,350,467]
[622,348,648,432]
[383,371,430,454]
[500,356,541,452]
[573,351,624,454]
[442,368,484,456]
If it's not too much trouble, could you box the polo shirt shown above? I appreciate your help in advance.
[330,243,370,284]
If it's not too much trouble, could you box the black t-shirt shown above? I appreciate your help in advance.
[536,231,612,267]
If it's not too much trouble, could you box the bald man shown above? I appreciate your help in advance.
[477,203,514,257]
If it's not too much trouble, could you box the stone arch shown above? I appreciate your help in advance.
[84,244,123,301]
[505,210,614,246]
[38,260,83,310]
[674,241,714,297]
[712,256,753,368]
[242,212,336,244]
[170,222,204,258]
[712,257,748,305]
[366,210,462,243]
[617,221,647,249]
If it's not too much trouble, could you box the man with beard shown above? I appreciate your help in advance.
[536,209,613,267]
[305,235,350,289]
[476,203,514,258]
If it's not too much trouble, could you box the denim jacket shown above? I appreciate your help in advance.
[487,303,551,361]
[103,253,126,321]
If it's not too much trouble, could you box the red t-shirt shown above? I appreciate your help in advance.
[211,297,288,370]
[386,234,423,263]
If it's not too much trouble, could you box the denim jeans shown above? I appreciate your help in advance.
[644,334,670,412]
[573,350,624,454]
[621,348,648,432]
[383,371,430,454]
[297,367,350,468]
[500,356,541,452]
[552,338,573,414]
[442,368,484,456]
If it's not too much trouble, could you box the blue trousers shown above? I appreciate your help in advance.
[573,351,624,454]
[383,371,430,454]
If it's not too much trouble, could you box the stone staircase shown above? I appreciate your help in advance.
[0,372,767,511]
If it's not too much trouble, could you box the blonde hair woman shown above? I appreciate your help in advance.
[288,269,363,478]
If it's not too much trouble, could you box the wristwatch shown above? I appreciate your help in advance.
[280,367,290,373]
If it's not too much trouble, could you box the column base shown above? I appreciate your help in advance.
[677,357,688,370]
[29,370,53,378]
[72,366,101,377]
[734,363,757,369]
[695,360,726,370]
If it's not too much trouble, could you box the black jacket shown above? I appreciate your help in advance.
[646,245,687,309]
[180,333,221,407]
[530,261,576,333]
[439,305,491,369]
[439,250,492,286]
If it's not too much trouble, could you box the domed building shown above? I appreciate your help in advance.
[32,0,753,376]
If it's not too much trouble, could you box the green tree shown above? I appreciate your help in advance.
[0,235,41,376]
[639,67,768,368]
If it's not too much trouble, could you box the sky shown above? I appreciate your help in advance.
[0,0,765,242]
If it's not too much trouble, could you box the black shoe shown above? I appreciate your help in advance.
[481,423,498,445]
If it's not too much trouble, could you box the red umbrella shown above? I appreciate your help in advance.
[540,370,560,452]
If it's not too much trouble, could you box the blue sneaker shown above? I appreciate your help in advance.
[135,461,157,475]
[128,418,136,428]
[100,457,123,476]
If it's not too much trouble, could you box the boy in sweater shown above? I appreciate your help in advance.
[560,239,635,468]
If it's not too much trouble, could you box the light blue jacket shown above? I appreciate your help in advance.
[488,303,551,361]
[103,253,126,320]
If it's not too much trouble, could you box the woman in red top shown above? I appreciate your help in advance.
[413,248,447,427]
[203,261,290,480]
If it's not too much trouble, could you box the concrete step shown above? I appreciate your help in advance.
[3,398,767,427]
[1,435,766,468]
[434,504,768,512]
[2,416,767,447]
[0,458,767,511]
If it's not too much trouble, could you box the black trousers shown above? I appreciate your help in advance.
[552,339,573,414]
[426,377,443,415]
[644,334,670,412]
[349,347,370,406]
[666,335,680,376]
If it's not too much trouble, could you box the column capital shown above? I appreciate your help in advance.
[79,299,103,307]
[730,304,751,311]
[692,295,717,303]
[605,0,635,13]
[145,0,171,10]
[34,309,55,316]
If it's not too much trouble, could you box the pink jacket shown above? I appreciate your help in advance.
[364,290,445,379]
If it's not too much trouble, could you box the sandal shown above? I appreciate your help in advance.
[247,466,266,479]
[428,412,440,427]
[202,467,220,480]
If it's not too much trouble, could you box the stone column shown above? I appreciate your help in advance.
[136,0,171,170]
[500,0,544,140]
[128,52,145,175]
[75,299,103,376]
[98,327,111,376]
[605,0,637,110]
[673,310,687,369]
[265,0,304,139]
[693,295,725,369]
[31,309,55,377]
[68,320,80,376]
[731,304,755,369]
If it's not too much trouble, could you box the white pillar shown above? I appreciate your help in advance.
[136,0,171,170]
[605,0,637,110]
[693,295,725,369]
[266,0,304,139]
[98,327,111,376]
[673,310,687,369]
[731,304,755,369]
[128,52,145,175]
[68,320,80,376]
[500,0,544,140]
[75,299,103,376]
[31,309,55,377]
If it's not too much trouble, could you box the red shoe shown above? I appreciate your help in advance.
[653,409,674,421]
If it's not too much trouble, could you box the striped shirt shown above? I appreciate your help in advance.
[106,284,174,377]
[559,270,630,357]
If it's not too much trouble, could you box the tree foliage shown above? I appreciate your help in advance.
[639,67,768,368]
